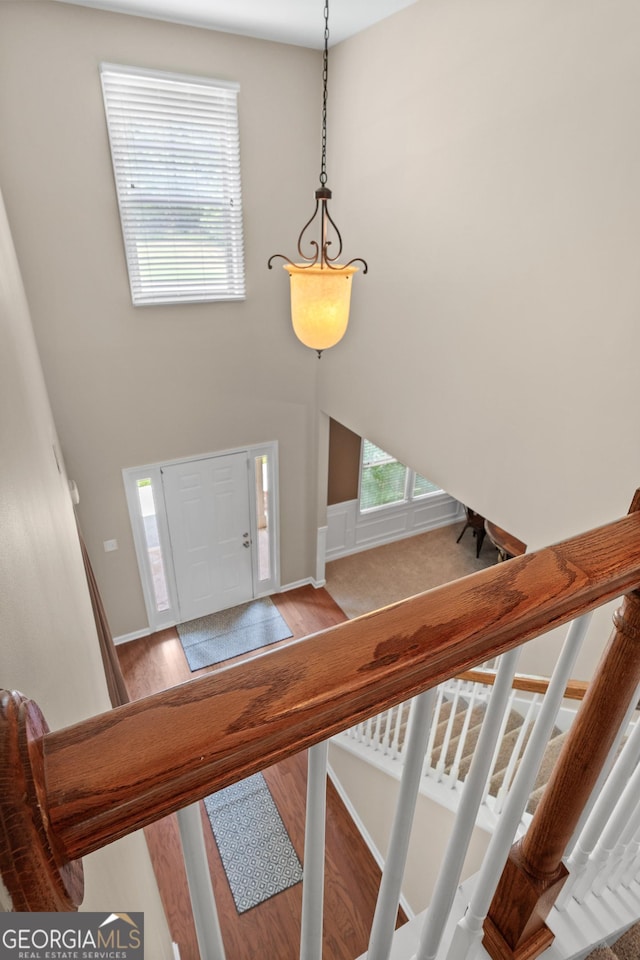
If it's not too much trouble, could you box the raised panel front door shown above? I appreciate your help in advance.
[162,452,253,621]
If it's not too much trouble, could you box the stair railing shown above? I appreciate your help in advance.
[2,497,640,960]
[445,612,593,960]
[338,666,587,820]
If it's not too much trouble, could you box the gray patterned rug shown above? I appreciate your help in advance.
[177,596,293,671]
[204,773,303,913]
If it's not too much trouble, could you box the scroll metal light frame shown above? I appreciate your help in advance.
[268,0,368,356]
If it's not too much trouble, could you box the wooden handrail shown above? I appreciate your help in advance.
[457,669,589,701]
[3,506,640,910]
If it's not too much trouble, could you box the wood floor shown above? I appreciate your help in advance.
[117,586,404,960]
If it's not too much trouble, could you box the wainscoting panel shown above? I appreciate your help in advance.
[325,494,463,561]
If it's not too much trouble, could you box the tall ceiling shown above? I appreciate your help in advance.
[50,0,419,48]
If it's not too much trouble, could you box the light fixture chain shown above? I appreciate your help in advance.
[320,0,329,186]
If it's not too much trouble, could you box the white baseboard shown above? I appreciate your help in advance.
[113,626,152,645]
[280,577,326,591]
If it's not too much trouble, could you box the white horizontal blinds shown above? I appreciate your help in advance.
[360,441,408,511]
[100,63,245,305]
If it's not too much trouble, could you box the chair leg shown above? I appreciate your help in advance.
[476,529,486,558]
[456,522,469,544]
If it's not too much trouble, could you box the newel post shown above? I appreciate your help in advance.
[0,690,84,911]
[483,497,640,960]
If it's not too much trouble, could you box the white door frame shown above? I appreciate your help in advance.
[123,441,280,632]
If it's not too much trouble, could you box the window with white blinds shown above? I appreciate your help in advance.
[100,63,245,306]
[360,440,441,512]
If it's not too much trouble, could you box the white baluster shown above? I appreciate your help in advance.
[423,688,445,775]
[382,707,394,755]
[480,690,517,811]
[605,807,640,893]
[367,689,437,960]
[565,695,640,861]
[620,825,640,887]
[176,803,227,960]
[373,710,385,751]
[391,701,406,760]
[572,756,640,903]
[447,684,480,788]
[492,694,540,816]
[446,614,590,960]
[416,647,520,960]
[434,683,462,782]
[300,741,328,960]
[365,715,375,746]
[557,693,640,907]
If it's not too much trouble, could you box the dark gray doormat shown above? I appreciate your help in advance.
[177,596,293,671]
[204,772,303,913]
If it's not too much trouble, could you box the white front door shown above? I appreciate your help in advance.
[162,452,254,621]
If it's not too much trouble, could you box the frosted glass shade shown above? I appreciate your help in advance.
[284,263,358,353]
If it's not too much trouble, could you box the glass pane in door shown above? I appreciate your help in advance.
[255,455,270,581]
[136,478,170,612]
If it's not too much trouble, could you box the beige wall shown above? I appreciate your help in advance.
[0,185,172,949]
[322,0,640,552]
[319,0,640,677]
[329,744,491,914]
[0,0,322,637]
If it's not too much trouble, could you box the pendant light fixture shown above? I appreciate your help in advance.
[268,0,367,357]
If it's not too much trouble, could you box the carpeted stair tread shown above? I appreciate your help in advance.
[432,706,487,768]
[585,922,640,959]
[530,731,567,791]
[368,688,578,820]
[521,732,568,813]
[609,923,640,960]
[488,724,564,802]
[509,729,563,815]
[429,699,464,762]
[445,721,486,777]
[487,724,533,795]
[451,709,523,781]
[428,698,567,807]
[392,698,456,754]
